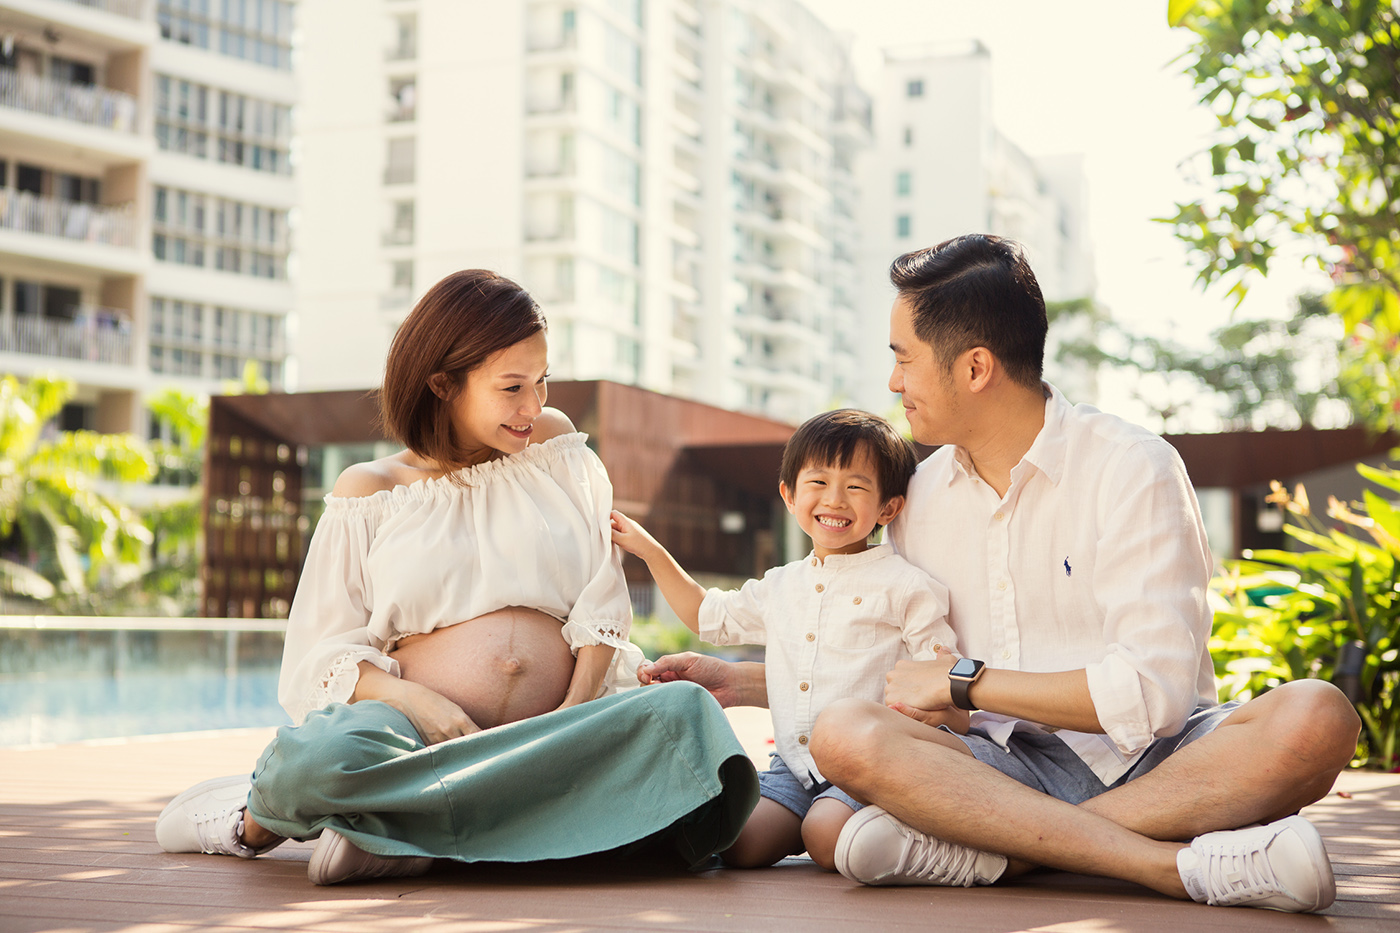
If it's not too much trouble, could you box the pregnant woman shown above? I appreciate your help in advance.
[156,269,758,884]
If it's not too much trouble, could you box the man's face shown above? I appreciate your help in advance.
[888,295,959,447]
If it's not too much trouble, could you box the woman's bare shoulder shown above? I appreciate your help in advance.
[331,451,430,498]
[530,407,577,444]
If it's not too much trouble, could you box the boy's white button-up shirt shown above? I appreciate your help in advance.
[698,544,956,787]
[890,385,1218,785]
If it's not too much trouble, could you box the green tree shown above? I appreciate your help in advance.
[1165,0,1400,431]
[0,375,155,605]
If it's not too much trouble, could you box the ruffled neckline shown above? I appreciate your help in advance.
[324,432,589,514]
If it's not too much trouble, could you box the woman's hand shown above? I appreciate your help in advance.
[353,662,481,745]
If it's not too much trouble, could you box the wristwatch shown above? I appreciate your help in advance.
[948,657,987,711]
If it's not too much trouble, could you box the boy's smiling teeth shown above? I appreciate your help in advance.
[817,515,851,528]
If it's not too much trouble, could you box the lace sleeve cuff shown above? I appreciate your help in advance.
[560,618,632,654]
[287,648,396,725]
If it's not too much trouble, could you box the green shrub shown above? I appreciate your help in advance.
[1211,465,1400,770]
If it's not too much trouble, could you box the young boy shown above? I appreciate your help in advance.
[610,408,961,870]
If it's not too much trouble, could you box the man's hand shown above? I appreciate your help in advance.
[638,653,766,708]
[884,647,958,712]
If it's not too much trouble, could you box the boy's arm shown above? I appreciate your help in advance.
[610,510,705,633]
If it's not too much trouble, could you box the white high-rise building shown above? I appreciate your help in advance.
[0,0,296,434]
[295,0,871,423]
[854,41,1096,410]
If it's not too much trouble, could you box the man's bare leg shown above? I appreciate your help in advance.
[812,680,1359,896]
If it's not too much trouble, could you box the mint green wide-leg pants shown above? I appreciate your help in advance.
[246,681,759,867]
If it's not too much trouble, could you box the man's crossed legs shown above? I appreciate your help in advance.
[810,679,1360,912]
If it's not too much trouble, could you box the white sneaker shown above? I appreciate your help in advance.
[834,806,1008,887]
[155,775,283,859]
[308,829,435,886]
[1178,815,1336,912]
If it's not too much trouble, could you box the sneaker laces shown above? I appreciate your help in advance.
[895,829,980,886]
[1199,841,1287,906]
[192,805,256,859]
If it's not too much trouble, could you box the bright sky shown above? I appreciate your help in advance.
[802,0,1332,348]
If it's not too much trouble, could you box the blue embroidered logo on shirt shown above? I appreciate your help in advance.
[1063,557,1072,577]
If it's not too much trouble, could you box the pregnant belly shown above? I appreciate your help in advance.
[389,607,575,730]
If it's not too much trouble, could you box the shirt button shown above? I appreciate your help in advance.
[806,632,815,642]
[997,580,1007,591]
[798,735,808,745]
[815,583,824,593]
[932,643,942,652]
[799,682,809,691]
[811,558,819,566]
[852,596,862,605]
[1001,649,1011,659]
[994,511,1004,521]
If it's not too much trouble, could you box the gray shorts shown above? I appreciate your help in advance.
[758,753,862,817]
[946,702,1241,805]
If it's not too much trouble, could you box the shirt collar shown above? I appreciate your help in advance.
[805,542,894,568]
[944,382,1069,488]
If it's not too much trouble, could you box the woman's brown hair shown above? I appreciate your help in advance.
[378,269,545,468]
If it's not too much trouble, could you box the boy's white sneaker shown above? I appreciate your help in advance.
[155,775,283,859]
[308,829,435,886]
[834,806,1007,887]
[1177,815,1336,912]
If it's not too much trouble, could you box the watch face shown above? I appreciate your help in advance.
[950,658,981,678]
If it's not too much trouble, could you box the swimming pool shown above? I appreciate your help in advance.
[0,619,291,748]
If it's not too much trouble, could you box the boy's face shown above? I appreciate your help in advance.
[779,446,905,560]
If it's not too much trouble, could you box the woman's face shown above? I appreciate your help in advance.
[445,330,549,457]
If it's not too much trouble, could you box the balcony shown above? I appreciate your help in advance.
[0,68,138,133]
[0,310,134,366]
[57,0,149,17]
[0,191,137,248]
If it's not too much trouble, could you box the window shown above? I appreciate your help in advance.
[903,126,913,146]
[896,171,911,196]
[157,0,293,70]
[896,214,911,238]
[388,200,414,244]
[385,137,416,185]
[389,14,417,61]
[155,76,289,173]
[149,295,286,384]
[153,185,288,279]
[389,78,416,122]
[391,259,414,294]
[906,79,924,98]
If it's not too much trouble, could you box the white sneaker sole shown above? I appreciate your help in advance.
[833,805,896,884]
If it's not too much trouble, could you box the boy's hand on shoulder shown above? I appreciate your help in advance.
[610,509,661,560]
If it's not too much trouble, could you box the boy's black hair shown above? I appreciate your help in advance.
[779,409,918,507]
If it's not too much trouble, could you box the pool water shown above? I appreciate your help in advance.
[0,626,291,747]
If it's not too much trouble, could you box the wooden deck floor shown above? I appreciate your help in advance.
[2,706,1397,932]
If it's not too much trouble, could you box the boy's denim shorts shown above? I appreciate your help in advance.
[759,753,863,817]
[945,702,1241,805]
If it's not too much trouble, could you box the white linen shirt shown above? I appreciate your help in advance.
[277,433,643,725]
[889,385,1217,785]
[698,544,956,787]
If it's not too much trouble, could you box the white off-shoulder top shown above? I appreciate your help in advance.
[277,432,643,725]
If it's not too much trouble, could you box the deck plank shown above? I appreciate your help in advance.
[2,714,1397,932]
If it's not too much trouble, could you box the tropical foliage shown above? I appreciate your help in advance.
[1212,466,1400,769]
[1166,0,1400,432]
[0,375,154,606]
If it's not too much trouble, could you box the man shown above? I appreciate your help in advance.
[641,234,1359,912]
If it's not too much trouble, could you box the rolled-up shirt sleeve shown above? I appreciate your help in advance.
[277,502,398,725]
[698,571,774,647]
[1084,439,1214,756]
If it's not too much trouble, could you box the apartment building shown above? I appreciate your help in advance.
[295,0,871,424]
[855,41,1097,410]
[0,0,294,435]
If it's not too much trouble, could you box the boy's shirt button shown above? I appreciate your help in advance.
[806,632,815,642]
[815,583,824,593]
[799,682,809,691]
[853,596,862,605]
[798,735,809,745]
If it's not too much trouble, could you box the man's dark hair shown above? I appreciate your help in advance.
[890,234,1047,389]
[779,409,918,508]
